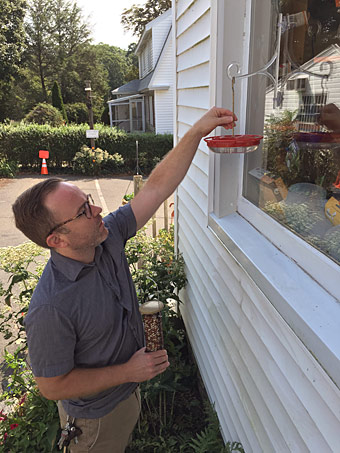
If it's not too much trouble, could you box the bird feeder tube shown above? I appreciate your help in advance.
[139,300,164,352]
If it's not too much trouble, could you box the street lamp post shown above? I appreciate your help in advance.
[85,80,95,149]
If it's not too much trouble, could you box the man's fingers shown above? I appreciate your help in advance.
[152,360,170,378]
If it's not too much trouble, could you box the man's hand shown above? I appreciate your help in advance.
[36,347,170,400]
[125,347,170,382]
[191,106,237,138]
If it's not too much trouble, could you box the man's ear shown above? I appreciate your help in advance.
[46,233,68,249]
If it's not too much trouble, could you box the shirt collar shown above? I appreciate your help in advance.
[51,249,95,282]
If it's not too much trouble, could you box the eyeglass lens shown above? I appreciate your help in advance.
[84,194,94,219]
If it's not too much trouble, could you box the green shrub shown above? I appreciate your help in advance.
[0,158,18,177]
[101,104,110,125]
[23,103,64,127]
[51,81,68,124]
[72,145,124,176]
[0,123,173,174]
[64,103,89,124]
[0,350,59,452]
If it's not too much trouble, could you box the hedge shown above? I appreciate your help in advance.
[0,123,173,174]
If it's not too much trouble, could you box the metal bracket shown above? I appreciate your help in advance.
[227,12,332,109]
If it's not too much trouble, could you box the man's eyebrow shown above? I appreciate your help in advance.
[76,197,87,214]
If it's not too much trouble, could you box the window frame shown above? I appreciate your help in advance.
[207,0,340,388]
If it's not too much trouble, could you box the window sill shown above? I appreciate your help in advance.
[208,211,340,389]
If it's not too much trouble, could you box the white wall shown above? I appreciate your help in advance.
[174,1,340,451]
[151,33,174,134]
[151,10,172,68]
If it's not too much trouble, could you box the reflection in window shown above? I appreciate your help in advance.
[243,0,340,265]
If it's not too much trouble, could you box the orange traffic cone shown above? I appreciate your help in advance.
[41,158,48,175]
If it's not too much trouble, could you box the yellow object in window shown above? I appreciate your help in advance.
[325,197,340,226]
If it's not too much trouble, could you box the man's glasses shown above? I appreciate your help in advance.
[47,194,94,237]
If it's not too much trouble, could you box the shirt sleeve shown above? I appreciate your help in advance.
[24,305,76,378]
[104,203,137,244]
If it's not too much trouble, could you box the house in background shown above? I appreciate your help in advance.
[264,44,340,132]
[172,1,340,451]
[107,9,173,134]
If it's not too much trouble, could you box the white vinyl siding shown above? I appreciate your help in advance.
[151,33,174,134]
[174,0,340,451]
[151,10,172,66]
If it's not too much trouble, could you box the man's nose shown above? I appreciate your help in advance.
[91,204,102,216]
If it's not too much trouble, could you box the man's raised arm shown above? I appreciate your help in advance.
[130,107,237,230]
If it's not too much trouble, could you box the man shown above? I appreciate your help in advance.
[12,107,236,452]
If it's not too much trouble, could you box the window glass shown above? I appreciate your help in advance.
[243,0,340,265]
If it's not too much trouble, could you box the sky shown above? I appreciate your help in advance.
[76,0,139,49]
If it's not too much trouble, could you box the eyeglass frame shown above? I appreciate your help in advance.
[46,194,94,237]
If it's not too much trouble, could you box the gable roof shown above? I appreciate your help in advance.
[135,9,172,55]
[111,71,154,96]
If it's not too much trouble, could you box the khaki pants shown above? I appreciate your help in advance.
[57,388,141,453]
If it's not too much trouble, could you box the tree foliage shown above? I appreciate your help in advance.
[24,102,64,126]
[121,0,171,37]
[64,102,88,124]
[0,0,140,122]
[0,0,27,82]
[52,80,68,123]
[94,43,139,93]
[25,0,92,102]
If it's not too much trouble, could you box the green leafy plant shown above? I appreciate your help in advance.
[126,226,186,307]
[0,158,18,177]
[0,350,59,452]
[264,110,339,188]
[0,242,49,351]
[64,103,89,124]
[23,103,64,127]
[51,81,68,124]
[189,403,244,453]
[72,145,124,176]
[123,193,134,202]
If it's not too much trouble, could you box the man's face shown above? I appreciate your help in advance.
[44,182,108,250]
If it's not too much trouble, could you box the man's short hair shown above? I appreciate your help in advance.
[12,177,63,248]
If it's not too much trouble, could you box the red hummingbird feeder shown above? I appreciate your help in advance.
[204,134,263,154]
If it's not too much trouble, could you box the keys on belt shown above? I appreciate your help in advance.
[58,416,82,451]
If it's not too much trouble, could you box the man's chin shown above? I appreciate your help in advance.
[100,226,109,243]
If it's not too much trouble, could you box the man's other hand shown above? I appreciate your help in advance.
[126,347,170,382]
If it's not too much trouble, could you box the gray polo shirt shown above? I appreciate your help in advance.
[24,204,145,419]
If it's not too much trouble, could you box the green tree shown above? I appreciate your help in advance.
[121,0,171,37]
[25,0,54,101]
[0,0,27,121]
[52,80,68,123]
[94,43,138,91]
[0,0,27,82]
[125,43,139,82]
[64,102,88,124]
[25,0,92,102]
[58,44,109,120]
[50,0,91,95]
